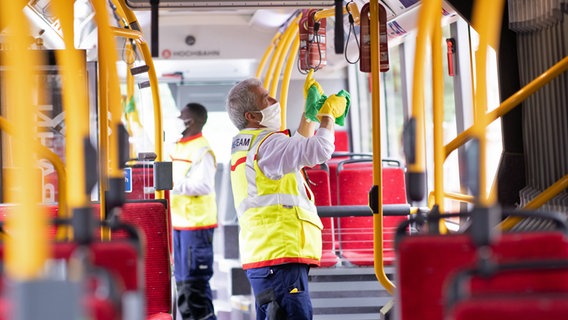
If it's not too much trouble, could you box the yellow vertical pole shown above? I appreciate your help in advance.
[369,0,394,294]
[264,18,295,95]
[97,37,110,238]
[269,16,300,98]
[124,40,137,160]
[91,0,124,238]
[111,1,166,199]
[51,0,90,207]
[262,27,288,90]
[1,0,48,280]
[269,16,300,129]
[431,0,445,216]
[279,34,300,129]
[91,0,123,181]
[256,31,282,79]
[471,0,505,205]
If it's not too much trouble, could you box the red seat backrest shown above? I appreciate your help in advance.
[396,232,568,320]
[336,162,408,266]
[95,202,171,317]
[305,167,338,267]
[448,294,568,320]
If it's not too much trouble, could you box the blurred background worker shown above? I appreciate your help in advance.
[170,102,218,320]
[226,72,350,320]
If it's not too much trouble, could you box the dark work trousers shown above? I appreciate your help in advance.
[173,228,216,320]
[246,263,312,320]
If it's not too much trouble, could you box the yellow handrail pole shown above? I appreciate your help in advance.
[96,37,110,238]
[256,31,282,79]
[92,0,123,179]
[428,191,475,207]
[109,0,129,27]
[279,35,300,129]
[1,0,48,280]
[0,117,68,240]
[314,2,361,25]
[269,17,300,99]
[265,19,296,95]
[125,41,137,158]
[500,174,568,230]
[114,1,165,162]
[408,0,438,200]
[431,0,445,216]
[262,32,285,89]
[369,0,394,294]
[111,24,166,199]
[470,0,505,205]
[444,56,568,159]
[92,0,124,240]
[51,0,91,241]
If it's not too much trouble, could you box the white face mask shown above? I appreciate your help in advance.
[173,119,186,136]
[258,102,282,131]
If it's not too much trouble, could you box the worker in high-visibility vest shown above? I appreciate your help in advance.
[226,73,350,319]
[170,102,218,320]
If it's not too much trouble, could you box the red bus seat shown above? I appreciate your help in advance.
[0,202,171,319]
[95,201,172,318]
[0,240,139,320]
[305,166,338,267]
[396,231,568,320]
[336,162,407,266]
[448,294,568,320]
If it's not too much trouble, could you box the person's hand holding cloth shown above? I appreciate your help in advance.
[303,69,350,126]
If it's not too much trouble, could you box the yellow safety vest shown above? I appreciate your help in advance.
[230,129,323,269]
[170,134,218,230]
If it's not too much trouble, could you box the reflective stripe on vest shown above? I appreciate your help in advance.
[232,130,317,217]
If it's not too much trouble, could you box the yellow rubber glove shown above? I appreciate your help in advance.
[304,69,327,122]
[316,90,351,126]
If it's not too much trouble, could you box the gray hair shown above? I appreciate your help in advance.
[226,78,262,130]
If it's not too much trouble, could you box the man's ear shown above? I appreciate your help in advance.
[244,111,258,122]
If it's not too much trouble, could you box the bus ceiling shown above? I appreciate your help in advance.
[124,1,338,9]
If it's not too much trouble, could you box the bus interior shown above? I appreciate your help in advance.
[0,0,567,319]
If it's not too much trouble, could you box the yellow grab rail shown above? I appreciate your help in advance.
[408,0,439,189]
[444,55,568,159]
[369,0,394,294]
[111,25,166,199]
[51,0,91,243]
[428,191,475,208]
[115,0,165,198]
[500,174,568,230]
[256,31,282,79]
[1,0,48,280]
[279,35,300,129]
[431,0,445,215]
[470,0,505,205]
[314,2,361,25]
[269,16,301,99]
[92,0,124,181]
[0,117,68,240]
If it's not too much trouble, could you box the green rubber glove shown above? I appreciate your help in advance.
[317,90,351,126]
[304,69,327,122]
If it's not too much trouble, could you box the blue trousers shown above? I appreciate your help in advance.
[246,263,313,320]
[173,228,216,320]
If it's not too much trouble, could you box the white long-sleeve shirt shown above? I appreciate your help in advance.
[256,127,335,180]
[171,146,216,196]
